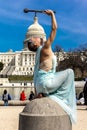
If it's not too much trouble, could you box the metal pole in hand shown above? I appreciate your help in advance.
[24,8,56,14]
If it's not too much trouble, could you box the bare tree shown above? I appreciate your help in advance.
[54,44,63,52]
[0,62,4,72]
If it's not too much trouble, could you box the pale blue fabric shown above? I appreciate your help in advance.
[34,46,77,124]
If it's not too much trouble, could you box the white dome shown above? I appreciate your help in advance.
[24,17,46,42]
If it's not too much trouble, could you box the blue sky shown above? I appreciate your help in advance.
[0,0,87,52]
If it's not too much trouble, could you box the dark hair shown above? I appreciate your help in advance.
[27,38,44,52]
[4,89,7,94]
[28,40,37,52]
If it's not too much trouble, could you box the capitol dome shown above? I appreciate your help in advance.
[24,16,46,43]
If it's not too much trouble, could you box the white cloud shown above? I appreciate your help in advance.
[0,0,87,35]
[58,15,87,35]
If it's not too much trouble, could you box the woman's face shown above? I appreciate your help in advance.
[28,37,41,52]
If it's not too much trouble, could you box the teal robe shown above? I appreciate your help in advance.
[34,46,77,123]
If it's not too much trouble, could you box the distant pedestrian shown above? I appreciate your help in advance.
[83,80,87,105]
[29,91,35,101]
[20,90,26,101]
[2,89,9,106]
[78,91,84,100]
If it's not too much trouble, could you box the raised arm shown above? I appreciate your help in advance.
[43,10,57,48]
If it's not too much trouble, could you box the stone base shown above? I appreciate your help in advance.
[19,98,72,130]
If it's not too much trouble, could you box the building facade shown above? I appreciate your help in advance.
[0,49,35,75]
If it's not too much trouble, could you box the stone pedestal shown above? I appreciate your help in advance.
[19,98,72,130]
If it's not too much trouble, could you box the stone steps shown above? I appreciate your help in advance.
[0,100,29,106]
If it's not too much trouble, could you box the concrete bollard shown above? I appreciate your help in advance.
[19,97,72,130]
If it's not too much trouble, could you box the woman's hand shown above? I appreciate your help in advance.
[43,10,54,16]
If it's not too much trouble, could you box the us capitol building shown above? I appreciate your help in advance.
[0,16,64,76]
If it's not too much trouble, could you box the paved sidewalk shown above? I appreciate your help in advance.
[72,105,87,130]
[0,105,87,130]
[0,106,24,130]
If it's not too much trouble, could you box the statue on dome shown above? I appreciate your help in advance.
[25,9,77,124]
